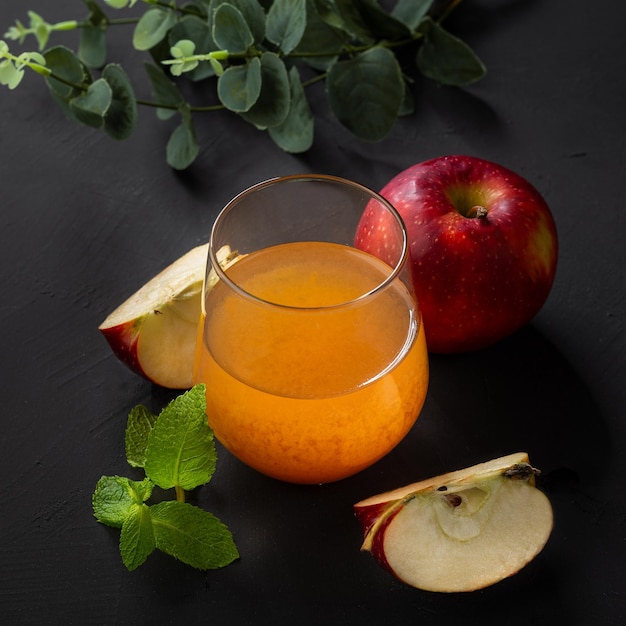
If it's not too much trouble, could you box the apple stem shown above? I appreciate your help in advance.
[175,485,186,502]
[467,206,488,219]
[503,463,541,480]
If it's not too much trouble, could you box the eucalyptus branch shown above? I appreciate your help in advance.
[1,0,488,170]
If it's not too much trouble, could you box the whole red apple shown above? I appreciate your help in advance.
[355,155,558,353]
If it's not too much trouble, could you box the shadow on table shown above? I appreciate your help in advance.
[132,323,609,624]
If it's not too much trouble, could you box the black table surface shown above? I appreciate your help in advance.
[1,1,624,624]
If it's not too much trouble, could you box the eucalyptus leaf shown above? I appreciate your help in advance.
[189,0,212,16]
[102,63,138,140]
[80,0,108,67]
[392,0,433,32]
[268,66,313,153]
[399,80,415,116]
[217,57,262,112]
[313,0,348,30]
[166,108,200,172]
[417,17,486,86]
[133,8,178,52]
[211,0,266,44]
[266,0,307,55]
[144,62,185,120]
[293,0,346,71]
[327,46,404,141]
[0,61,24,90]
[334,0,409,42]
[44,46,92,122]
[212,4,254,54]
[69,77,111,128]
[44,45,91,100]
[240,52,290,130]
[79,25,107,69]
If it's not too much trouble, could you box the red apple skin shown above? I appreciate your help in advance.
[100,321,143,378]
[355,155,558,353]
[353,501,395,537]
[356,504,404,574]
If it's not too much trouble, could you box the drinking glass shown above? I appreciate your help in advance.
[193,174,429,484]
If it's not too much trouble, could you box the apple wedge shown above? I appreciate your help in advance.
[99,244,239,389]
[354,452,553,592]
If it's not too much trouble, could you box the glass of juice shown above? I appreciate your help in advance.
[193,174,429,484]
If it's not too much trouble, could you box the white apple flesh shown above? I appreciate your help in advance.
[99,244,240,389]
[354,452,553,592]
[99,244,208,389]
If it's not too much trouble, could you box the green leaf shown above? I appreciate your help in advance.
[417,17,486,86]
[133,8,178,52]
[268,66,313,153]
[212,4,254,54]
[169,15,217,81]
[292,0,346,71]
[28,11,52,51]
[166,106,200,170]
[334,0,409,42]
[217,56,262,113]
[44,45,91,109]
[69,77,112,128]
[144,61,184,120]
[79,24,107,69]
[399,80,415,116]
[215,0,266,44]
[102,63,138,140]
[266,0,307,55]
[0,60,24,90]
[79,0,109,67]
[240,52,290,130]
[327,46,404,141]
[144,384,215,489]
[311,0,344,29]
[150,501,239,570]
[92,475,154,528]
[120,503,156,571]
[125,405,158,468]
[391,0,433,31]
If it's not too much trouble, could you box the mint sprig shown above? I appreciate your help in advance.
[92,384,239,572]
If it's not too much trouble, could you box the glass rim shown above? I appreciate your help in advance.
[208,173,409,311]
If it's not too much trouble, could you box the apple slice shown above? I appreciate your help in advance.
[99,244,239,389]
[354,452,553,592]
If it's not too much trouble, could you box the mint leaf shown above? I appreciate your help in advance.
[150,501,239,570]
[93,386,237,573]
[119,503,156,571]
[125,404,158,468]
[144,384,216,491]
[92,475,154,528]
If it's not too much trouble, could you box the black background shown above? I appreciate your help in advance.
[1,1,624,624]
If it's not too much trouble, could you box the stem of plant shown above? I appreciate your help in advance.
[175,486,185,503]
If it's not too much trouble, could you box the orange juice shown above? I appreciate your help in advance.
[194,241,428,483]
